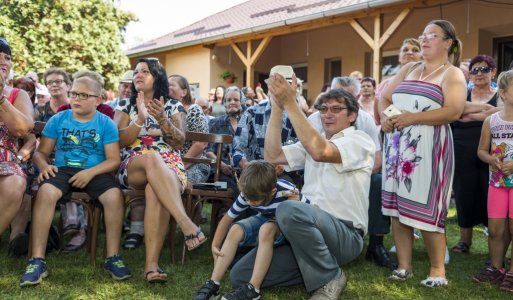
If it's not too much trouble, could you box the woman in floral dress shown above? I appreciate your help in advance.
[114,58,206,283]
[379,20,467,287]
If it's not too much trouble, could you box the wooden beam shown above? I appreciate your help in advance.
[379,8,410,48]
[228,37,272,87]
[349,19,374,49]
[250,36,272,65]
[372,15,380,82]
[248,37,272,86]
[246,42,252,86]
[230,43,247,66]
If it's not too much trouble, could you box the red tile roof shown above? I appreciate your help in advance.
[126,0,399,56]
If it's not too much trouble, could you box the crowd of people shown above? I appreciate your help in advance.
[2,18,513,299]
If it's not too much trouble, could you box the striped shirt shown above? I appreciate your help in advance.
[227,179,310,219]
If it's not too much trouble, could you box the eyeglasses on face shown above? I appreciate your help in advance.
[46,79,65,86]
[317,105,348,114]
[470,66,491,75]
[68,91,99,100]
[418,32,439,43]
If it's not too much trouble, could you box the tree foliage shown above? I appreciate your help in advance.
[0,0,137,89]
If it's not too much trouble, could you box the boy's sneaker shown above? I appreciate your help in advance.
[20,257,48,287]
[472,267,505,284]
[193,280,220,300]
[104,255,131,280]
[222,283,261,300]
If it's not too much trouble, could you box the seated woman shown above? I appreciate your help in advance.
[114,58,206,283]
[0,37,35,242]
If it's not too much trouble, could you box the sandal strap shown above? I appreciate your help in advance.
[421,276,448,287]
[184,228,203,241]
[145,267,167,278]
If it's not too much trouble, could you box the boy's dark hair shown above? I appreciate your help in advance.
[238,160,277,202]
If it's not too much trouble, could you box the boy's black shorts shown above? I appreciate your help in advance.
[40,167,120,201]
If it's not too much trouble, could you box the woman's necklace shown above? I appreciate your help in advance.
[419,63,446,81]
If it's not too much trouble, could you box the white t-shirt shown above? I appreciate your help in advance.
[282,126,375,234]
[308,109,381,151]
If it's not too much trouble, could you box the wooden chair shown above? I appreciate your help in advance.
[172,131,234,264]
[66,192,100,266]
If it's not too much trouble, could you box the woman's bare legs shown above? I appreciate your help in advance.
[0,175,25,236]
[127,153,205,251]
[391,217,414,271]
[9,192,31,241]
[421,230,446,278]
[143,184,170,280]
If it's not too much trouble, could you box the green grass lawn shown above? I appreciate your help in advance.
[0,208,510,299]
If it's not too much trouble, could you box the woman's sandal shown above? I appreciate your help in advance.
[145,267,168,283]
[184,227,208,251]
[420,276,448,288]
[388,269,414,281]
[451,241,470,253]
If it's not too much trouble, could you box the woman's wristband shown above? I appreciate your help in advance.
[132,119,144,128]
[0,95,6,106]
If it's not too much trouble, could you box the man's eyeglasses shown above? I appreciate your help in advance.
[418,33,439,43]
[46,79,65,86]
[68,91,99,100]
[317,105,348,114]
[470,66,492,75]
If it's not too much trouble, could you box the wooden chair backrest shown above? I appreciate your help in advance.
[182,131,233,182]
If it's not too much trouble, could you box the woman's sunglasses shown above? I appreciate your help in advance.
[470,66,491,75]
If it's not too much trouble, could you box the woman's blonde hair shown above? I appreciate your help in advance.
[497,70,513,101]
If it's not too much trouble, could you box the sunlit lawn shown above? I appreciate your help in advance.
[0,207,510,299]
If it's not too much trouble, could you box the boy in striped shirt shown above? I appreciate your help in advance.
[193,160,309,300]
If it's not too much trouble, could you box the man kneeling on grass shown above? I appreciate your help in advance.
[228,76,375,300]
[20,70,130,287]
[193,160,310,300]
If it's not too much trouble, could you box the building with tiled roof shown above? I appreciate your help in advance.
[127,0,513,103]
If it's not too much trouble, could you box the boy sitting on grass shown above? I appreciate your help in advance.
[20,70,130,287]
[193,160,309,300]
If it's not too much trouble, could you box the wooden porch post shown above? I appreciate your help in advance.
[349,8,410,83]
[230,36,272,87]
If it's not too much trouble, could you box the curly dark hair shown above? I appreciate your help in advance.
[130,58,169,106]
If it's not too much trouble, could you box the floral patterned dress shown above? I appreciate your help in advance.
[382,73,454,233]
[0,88,25,177]
[115,98,187,191]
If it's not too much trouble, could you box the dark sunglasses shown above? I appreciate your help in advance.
[470,66,491,75]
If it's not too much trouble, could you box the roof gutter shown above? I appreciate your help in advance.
[127,0,410,58]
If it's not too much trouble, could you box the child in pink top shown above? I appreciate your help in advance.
[473,70,513,292]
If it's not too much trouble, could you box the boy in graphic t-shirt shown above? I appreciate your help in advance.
[20,70,131,287]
